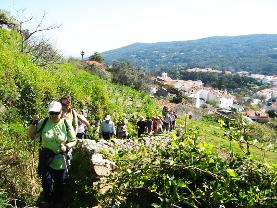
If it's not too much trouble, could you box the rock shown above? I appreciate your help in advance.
[79,139,116,179]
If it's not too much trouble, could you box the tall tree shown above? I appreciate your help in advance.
[89,52,104,63]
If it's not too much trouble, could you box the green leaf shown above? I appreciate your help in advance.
[226,168,237,177]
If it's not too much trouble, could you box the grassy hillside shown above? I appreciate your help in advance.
[177,116,277,163]
[103,34,277,74]
[0,28,159,206]
[0,28,276,207]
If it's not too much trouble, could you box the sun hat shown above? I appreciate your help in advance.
[105,114,111,120]
[48,101,62,112]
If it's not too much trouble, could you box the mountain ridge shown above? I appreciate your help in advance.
[102,34,277,74]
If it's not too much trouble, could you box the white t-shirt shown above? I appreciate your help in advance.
[77,115,86,133]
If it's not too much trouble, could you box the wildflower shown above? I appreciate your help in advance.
[253,139,258,145]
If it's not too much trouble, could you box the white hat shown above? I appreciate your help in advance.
[48,101,62,112]
[105,114,111,120]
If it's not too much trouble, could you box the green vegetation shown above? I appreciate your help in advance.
[89,51,105,63]
[95,128,276,207]
[165,70,268,93]
[0,22,276,207]
[109,61,153,91]
[0,28,159,206]
[103,34,277,74]
[177,116,277,163]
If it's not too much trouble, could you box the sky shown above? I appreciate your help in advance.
[1,0,277,58]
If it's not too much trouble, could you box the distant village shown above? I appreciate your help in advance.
[152,68,277,123]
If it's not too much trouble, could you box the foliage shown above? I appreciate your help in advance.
[268,110,277,118]
[89,51,104,63]
[219,115,276,156]
[175,71,267,93]
[180,115,277,163]
[206,99,219,107]
[1,24,276,208]
[0,121,41,207]
[66,145,98,207]
[109,61,153,91]
[103,34,277,74]
[0,28,160,206]
[94,133,277,207]
[0,10,17,26]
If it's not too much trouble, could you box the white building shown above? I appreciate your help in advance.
[188,88,234,109]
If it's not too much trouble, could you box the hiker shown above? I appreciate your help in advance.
[163,111,172,131]
[152,117,158,134]
[76,110,90,139]
[60,95,78,135]
[146,116,153,134]
[157,117,163,133]
[162,106,168,116]
[152,117,163,134]
[170,111,177,130]
[116,120,129,139]
[137,116,147,138]
[99,114,116,140]
[27,101,77,207]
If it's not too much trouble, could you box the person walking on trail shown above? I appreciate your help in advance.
[163,111,172,132]
[116,119,129,139]
[76,110,90,139]
[170,111,177,130]
[152,117,163,134]
[27,101,77,207]
[137,116,147,138]
[146,116,153,134]
[60,95,78,135]
[99,114,116,140]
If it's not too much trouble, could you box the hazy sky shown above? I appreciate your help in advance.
[1,0,277,58]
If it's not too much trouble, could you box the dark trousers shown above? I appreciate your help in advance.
[171,121,176,130]
[138,129,145,138]
[76,132,84,139]
[163,122,170,131]
[102,132,112,140]
[42,167,67,204]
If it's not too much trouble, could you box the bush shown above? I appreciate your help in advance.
[94,133,277,207]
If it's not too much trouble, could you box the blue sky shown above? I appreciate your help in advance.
[1,0,277,58]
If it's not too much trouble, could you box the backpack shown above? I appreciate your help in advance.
[72,109,78,133]
[36,118,71,177]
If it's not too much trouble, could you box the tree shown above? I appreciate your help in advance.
[16,10,62,67]
[81,51,85,60]
[109,61,153,91]
[89,52,104,63]
[0,10,17,30]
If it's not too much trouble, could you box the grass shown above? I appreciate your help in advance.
[177,116,277,164]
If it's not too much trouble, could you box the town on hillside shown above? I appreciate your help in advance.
[152,71,277,122]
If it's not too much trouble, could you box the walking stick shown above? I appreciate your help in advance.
[31,138,36,179]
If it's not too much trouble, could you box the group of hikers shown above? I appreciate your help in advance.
[27,95,177,207]
[136,110,177,138]
[98,109,178,140]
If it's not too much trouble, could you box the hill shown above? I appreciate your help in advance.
[103,34,277,74]
[0,28,159,206]
[0,27,276,207]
